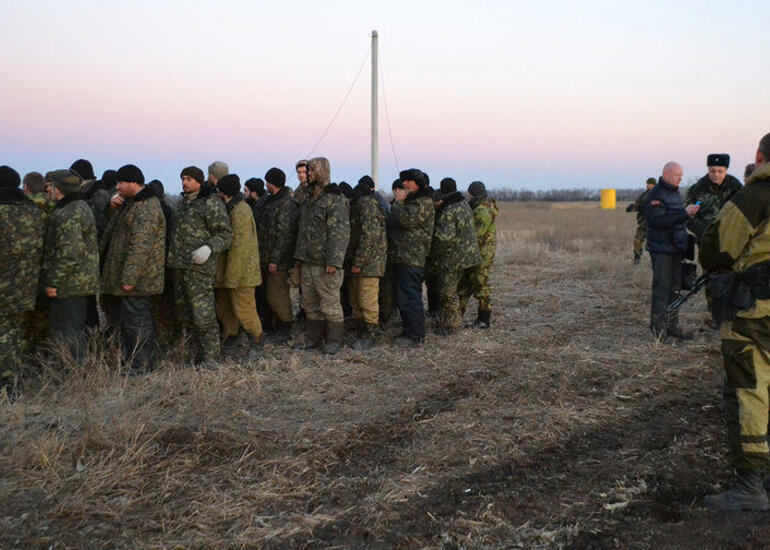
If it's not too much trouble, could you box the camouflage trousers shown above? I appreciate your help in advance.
[0,313,23,386]
[633,224,646,259]
[20,296,50,354]
[721,316,770,471]
[300,264,344,322]
[437,267,464,330]
[266,269,293,323]
[458,262,492,313]
[173,269,220,363]
[348,276,380,325]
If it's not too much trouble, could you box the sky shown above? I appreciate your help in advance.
[2,0,769,193]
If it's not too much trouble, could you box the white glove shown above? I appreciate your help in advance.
[191,245,212,265]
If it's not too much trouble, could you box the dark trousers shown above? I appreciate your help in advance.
[425,272,441,318]
[395,264,426,342]
[256,271,274,333]
[49,296,89,364]
[650,252,682,334]
[118,296,155,372]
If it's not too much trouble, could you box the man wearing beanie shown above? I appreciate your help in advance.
[346,175,387,349]
[0,166,45,389]
[41,169,100,364]
[293,157,350,353]
[214,174,262,360]
[428,178,481,334]
[627,177,657,265]
[259,167,298,344]
[99,164,166,373]
[458,181,499,329]
[207,161,229,187]
[390,168,434,346]
[167,166,232,366]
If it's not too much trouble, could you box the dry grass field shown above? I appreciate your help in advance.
[1,202,767,549]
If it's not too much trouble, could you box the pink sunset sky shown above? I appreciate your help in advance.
[2,0,768,192]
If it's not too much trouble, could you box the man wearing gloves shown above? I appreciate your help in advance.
[168,166,232,366]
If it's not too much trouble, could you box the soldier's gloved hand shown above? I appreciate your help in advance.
[191,245,212,265]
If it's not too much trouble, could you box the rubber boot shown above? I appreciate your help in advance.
[472,308,491,329]
[704,469,770,511]
[355,323,378,350]
[293,319,325,350]
[267,321,292,345]
[323,321,345,355]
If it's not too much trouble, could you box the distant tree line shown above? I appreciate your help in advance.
[487,184,695,203]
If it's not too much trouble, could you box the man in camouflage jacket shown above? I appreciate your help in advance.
[99,164,165,373]
[41,169,100,364]
[293,157,350,354]
[627,177,657,264]
[390,168,435,345]
[0,166,44,388]
[347,176,387,348]
[260,167,298,343]
[686,154,743,243]
[429,178,481,333]
[168,166,233,365]
[458,181,499,329]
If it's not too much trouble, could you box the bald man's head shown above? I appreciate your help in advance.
[662,162,683,187]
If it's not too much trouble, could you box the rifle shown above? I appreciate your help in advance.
[666,274,708,313]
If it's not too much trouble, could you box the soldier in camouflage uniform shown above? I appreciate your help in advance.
[626,177,657,264]
[686,154,743,242]
[99,165,166,373]
[429,178,481,334]
[378,179,402,325]
[458,181,499,329]
[260,168,298,344]
[168,166,233,366]
[41,169,100,364]
[347,176,387,348]
[293,157,350,354]
[390,168,435,346]
[0,166,45,389]
[293,160,309,205]
[701,133,770,511]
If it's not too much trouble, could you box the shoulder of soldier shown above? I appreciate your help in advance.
[725,174,744,191]
[726,181,770,228]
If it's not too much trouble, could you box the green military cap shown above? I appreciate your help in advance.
[646,177,657,185]
[46,169,82,194]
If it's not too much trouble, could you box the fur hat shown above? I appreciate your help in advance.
[0,166,21,189]
[264,167,286,188]
[217,174,241,197]
[115,164,145,185]
[707,154,730,168]
[399,168,425,188]
[180,166,205,185]
[70,159,95,181]
[48,169,82,194]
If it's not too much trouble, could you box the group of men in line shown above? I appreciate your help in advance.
[628,132,770,512]
[0,156,498,385]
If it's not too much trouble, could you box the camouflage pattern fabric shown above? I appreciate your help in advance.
[458,195,498,313]
[173,268,220,363]
[27,192,55,223]
[100,186,166,296]
[428,191,481,274]
[167,184,233,276]
[0,189,45,315]
[686,174,742,242]
[215,196,261,288]
[293,183,309,205]
[259,186,298,270]
[0,313,23,387]
[88,188,113,237]
[41,195,99,298]
[389,186,435,268]
[348,191,387,277]
[632,189,651,258]
[437,266,465,330]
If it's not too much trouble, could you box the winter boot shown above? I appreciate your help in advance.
[345,318,363,345]
[667,326,694,341]
[704,469,770,511]
[471,308,491,329]
[323,321,345,355]
[355,323,379,350]
[267,321,293,345]
[245,334,261,362]
[221,334,242,357]
[293,319,325,350]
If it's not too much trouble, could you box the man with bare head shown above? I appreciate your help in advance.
[293,160,309,204]
[643,161,700,340]
[207,161,229,187]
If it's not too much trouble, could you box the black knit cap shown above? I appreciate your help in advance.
[0,166,21,188]
[358,175,375,190]
[264,167,286,188]
[399,168,425,188]
[339,181,355,198]
[70,159,95,181]
[147,179,165,196]
[115,164,145,185]
[468,181,486,197]
[440,177,457,194]
[101,169,117,188]
[217,174,241,197]
[707,154,730,168]
[392,178,403,190]
[180,166,205,185]
[245,177,265,194]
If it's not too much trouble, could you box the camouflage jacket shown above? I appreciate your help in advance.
[259,186,298,270]
[41,194,100,298]
[87,187,113,238]
[685,174,742,242]
[27,192,55,224]
[633,189,651,229]
[390,186,435,268]
[469,195,498,267]
[429,192,481,273]
[293,183,309,205]
[348,191,387,277]
[0,189,45,314]
[294,183,350,268]
[215,196,261,288]
[99,186,166,296]
[167,184,233,276]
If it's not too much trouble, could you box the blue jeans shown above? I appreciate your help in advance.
[395,265,425,342]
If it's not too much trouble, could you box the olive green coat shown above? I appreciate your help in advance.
[389,186,435,268]
[0,189,45,314]
[294,184,350,269]
[41,194,100,298]
[348,191,387,277]
[215,196,261,288]
[428,192,481,273]
[100,186,166,296]
[469,195,498,268]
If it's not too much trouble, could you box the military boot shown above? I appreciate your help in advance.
[221,334,242,357]
[471,309,491,329]
[323,321,345,355]
[293,319,325,350]
[245,334,261,362]
[704,470,770,511]
[267,321,293,345]
[355,323,379,350]
[667,326,694,341]
[345,318,363,345]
